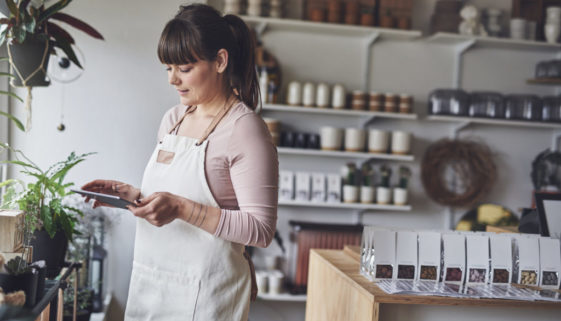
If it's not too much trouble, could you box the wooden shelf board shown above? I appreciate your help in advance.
[427,32,561,52]
[241,16,422,39]
[277,147,414,161]
[427,115,561,129]
[311,249,561,309]
[278,200,411,211]
[527,78,561,85]
[263,103,417,120]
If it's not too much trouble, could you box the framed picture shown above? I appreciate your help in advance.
[535,192,561,239]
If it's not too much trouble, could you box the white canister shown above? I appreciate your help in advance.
[343,185,359,203]
[256,271,268,295]
[510,18,527,39]
[316,83,330,108]
[360,186,375,204]
[391,131,411,155]
[376,187,391,205]
[545,22,561,44]
[302,82,316,107]
[368,129,389,153]
[268,270,284,295]
[344,128,365,152]
[393,187,408,206]
[332,84,346,109]
[287,81,302,106]
[547,7,561,21]
[320,126,343,151]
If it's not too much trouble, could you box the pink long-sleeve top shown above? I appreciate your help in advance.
[156,101,279,248]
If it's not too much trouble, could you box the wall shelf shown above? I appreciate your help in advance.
[257,293,307,302]
[278,147,414,162]
[527,78,561,85]
[278,200,411,211]
[426,32,561,52]
[263,103,418,120]
[241,16,422,40]
[427,115,561,129]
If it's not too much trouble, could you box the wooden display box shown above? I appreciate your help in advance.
[0,210,24,252]
[1,246,33,263]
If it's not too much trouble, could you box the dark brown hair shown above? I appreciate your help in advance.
[158,4,259,110]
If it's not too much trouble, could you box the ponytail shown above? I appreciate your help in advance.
[158,4,260,110]
[223,14,259,110]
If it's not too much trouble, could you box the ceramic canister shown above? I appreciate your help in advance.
[332,84,346,109]
[302,82,316,107]
[316,83,330,108]
[287,81,302,106]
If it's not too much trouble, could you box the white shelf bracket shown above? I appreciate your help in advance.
[353,210,367,224]
[551,131,561,151]
[362,115,377,129]
[452,39,476,89]
[255,22,268,38]
[363,33,380,93]
[444,206,454,229]
[451,120,471,138]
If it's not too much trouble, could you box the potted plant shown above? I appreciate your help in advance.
[62,273,93,321]
[0,0,104,86]
[0,61,24,131]
[360,162,375,204]
[1,143,94,278]
[376,165,392,205]
[394,166,411,206]
[341,162,358,203]
[0,256,38,308]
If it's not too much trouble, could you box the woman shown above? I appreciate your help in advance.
[81,4,278,320]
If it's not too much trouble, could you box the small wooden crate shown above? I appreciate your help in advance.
[1,246,33,263]
[0,210,25,252]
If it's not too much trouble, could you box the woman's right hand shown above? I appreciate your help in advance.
[80,179,141,208]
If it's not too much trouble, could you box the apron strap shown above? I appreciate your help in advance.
[167,106,197,135]
[243,249,258,302]
[196,100,235,145]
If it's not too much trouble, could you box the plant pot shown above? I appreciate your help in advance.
[393,187,408,206]
[0,270,39,308]
[376,187,392,205]
[63,309,92,321]
[360,186,375,204]
[30,229,69,279]
[343,185,359,203]
[32,262,47,302]
[8,35,52,87]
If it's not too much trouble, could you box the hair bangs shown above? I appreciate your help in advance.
[157,19,203,65]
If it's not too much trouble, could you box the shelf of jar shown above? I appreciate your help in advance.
[257,292,307,302]
[278,199,412,211]
[527,78,561,85]
[241,16,422,39]
[277,147,414,162]
[262,103,418,120]
[426,32,561,52]
[426,114,561,129]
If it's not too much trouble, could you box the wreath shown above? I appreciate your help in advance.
[421,139,497,207]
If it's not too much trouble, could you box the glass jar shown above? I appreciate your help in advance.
[469,92,505,118]
[542,96,561,122]
[535,60,550,78]
[505,94,542,121]
[428,89,470,116]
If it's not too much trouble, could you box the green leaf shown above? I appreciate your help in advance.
[51,34,81,69]
[0,26,9,46]
[0,90,24,102]
[0,110,25,131]
[50,12,103,40]
[3,160,40,171]
[0,72,15,78]
[23,16,36,33]
[0,178,17,188]
[5,0,18,17]
[12,26,26,44]
[41,205,55,238]
[38,0,71,25]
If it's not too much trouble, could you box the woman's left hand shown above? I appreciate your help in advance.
[128,192,189,227]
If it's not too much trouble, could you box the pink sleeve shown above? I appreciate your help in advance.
[214,113,279,248]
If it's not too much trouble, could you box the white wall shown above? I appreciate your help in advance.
[6,1,558,320]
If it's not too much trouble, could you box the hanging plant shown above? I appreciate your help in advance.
[0,0,104,131]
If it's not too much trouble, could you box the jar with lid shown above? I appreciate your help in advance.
[505,94,542,121]
[384,93,397,112]
[469,92,504,118]
[542,96,561,122]
[428,89,470,116]
[332,84,346,109]
[369,92,383,111]
[351,90,366,110]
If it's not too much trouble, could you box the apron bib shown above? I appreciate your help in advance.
[125,103,253,321]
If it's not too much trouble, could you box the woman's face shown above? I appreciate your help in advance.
[166,60,221,106]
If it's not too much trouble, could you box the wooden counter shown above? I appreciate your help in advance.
[305,247,561,321]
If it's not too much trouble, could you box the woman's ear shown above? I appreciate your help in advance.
[216,49,229,74]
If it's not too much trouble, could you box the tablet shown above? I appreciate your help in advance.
[71,189,136,209]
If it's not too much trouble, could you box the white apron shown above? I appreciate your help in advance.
[124,104,254,321]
